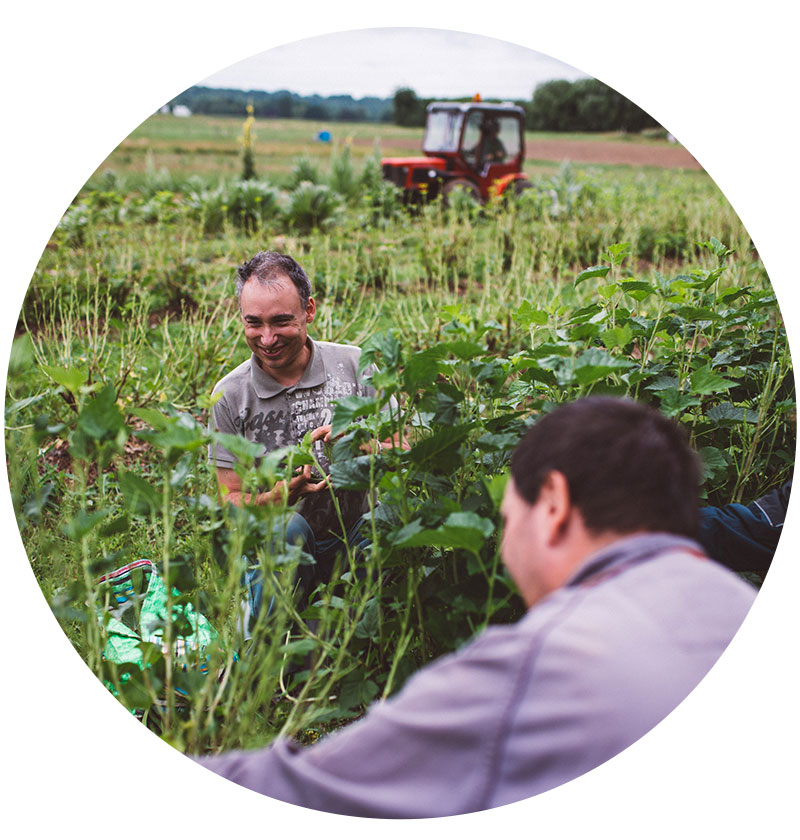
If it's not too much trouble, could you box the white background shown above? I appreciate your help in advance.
[1,2,797,837]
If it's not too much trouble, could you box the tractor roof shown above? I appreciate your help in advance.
[426,101,524,115]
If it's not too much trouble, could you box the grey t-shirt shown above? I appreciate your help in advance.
[208,339,374,538]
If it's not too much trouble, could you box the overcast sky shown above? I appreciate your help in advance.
[199,28,589,100]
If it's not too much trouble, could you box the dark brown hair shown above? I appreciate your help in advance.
[235,251,312,309]
[510,397,701,537]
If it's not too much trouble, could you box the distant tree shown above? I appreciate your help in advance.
[393,87,424,127]
[529,78,660,133]
[338,106,367,122]
[305,102,331,120]
[529,80,579,131]
[276,92,294,118]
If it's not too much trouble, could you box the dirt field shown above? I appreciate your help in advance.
[526,138,702,170]
[373,134,702,170]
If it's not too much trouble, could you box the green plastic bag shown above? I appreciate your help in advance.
[97,559,216,672]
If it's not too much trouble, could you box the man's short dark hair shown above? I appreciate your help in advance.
[510,397,701,537]
[236,251,312,309]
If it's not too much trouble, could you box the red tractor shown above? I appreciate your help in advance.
[381,99,532,204]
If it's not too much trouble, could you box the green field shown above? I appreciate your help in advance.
[6,110,793,753]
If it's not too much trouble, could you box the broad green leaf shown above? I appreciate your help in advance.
[40,364,88,395]
[330,455,385,490]
[403,346,446,391]
[393,511,495,554]
[211,431,265,463]
[8,334,35,378]
[706,403,760,425]
[406,424,473,470]
[573,348,633,386]
[440,340,484,361]
[76,385,126,440]
[118,469,160,516]
[619,280,656,301]
[689,365,735,395]
[657,388,701,418]
[574,265,611,285]
[698,446,729,481]
[331,394,381,437]
[63,508,109,541]
[600,324,633,350]
[514,300,549,327]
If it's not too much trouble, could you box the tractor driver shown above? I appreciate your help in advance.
[464,115,506,169]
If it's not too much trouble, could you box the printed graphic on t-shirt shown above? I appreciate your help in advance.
[219,370,368,539]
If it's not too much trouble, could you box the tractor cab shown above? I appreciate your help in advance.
[382,100,529,203]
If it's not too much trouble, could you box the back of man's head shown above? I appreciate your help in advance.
[510,397,701,538]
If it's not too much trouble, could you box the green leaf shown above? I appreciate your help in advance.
[573,348,633,386]
[8,334,35,378]
[118,469,160,516]
[600,324,633,350]
[403,346,446,391]
[76,385,126,441]
[40,364,88,395]
[706,403,760,425]
[575,265,611,285]
[211,431,265,464]
[514,300,549,327]
[619,280,656,301]
[330,455,385,490]
[338,672,379,711]
[393,511,494,555]
[698,446,729,482]
[331,394,381,437]
[657,388,701,418]
[63,509,109,541]
[406,425,473,471]
[441,340,484,360]
[689,365,735,395]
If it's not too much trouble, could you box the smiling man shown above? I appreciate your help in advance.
[196,397,758,816]
[208,251,375,625]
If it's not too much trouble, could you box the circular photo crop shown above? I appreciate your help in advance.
[4,24,794,824]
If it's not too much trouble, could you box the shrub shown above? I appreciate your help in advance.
[284,182,341,232]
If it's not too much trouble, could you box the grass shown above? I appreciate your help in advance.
[6,114,793,753]
[92,113,690,185]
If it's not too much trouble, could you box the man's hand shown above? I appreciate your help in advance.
[216,462,329,507]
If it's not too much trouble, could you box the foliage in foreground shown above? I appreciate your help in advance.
[7,222,793,752]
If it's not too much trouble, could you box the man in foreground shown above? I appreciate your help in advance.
[196,396,757,817]
[208,250,374,624]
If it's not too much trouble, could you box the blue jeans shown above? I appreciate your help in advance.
[242,512,370,635]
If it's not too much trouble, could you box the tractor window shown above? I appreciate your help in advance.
[462,112,484,162]
[497,116,521,159]
[424,110,462,153]
[462,111,522,170]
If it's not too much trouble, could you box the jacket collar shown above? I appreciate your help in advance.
[567,532,706,589]
[249,338,326,398]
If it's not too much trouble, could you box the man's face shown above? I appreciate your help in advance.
[240,276,316,379]
[500,478,553,608]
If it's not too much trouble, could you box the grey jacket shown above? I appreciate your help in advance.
[195,533,756,817]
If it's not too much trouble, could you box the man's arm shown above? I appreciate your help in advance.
[215,425,333,507]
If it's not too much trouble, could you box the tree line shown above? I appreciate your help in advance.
[168,86,394,122]
[393,79,660,133]
[168,79,661,133]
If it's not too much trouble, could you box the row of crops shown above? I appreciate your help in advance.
[5,150,793,751]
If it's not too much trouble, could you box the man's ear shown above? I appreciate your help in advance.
[306,297,316,324]
[538,470,572,545]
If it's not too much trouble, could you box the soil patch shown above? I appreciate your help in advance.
[374,135,701,170]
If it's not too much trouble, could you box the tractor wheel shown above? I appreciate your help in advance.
[442,178,481,206]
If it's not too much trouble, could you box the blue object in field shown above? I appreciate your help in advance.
[317,130,332,143]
